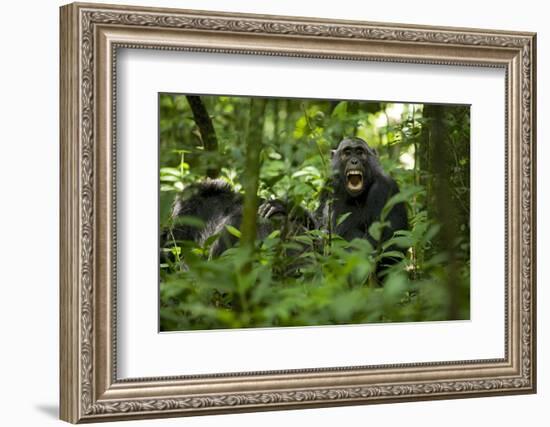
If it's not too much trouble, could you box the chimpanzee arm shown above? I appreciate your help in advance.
[259,199,317,230]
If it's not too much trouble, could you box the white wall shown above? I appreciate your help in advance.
[0,0,546,425]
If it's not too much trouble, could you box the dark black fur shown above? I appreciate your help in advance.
[163,180,245,258]
[161,180,314,261]
[317,137,408,269]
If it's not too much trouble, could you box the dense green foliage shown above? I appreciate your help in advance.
[159,95,470,331]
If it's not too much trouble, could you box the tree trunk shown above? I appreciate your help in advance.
[423,104,460,320]
[240,97,267,250]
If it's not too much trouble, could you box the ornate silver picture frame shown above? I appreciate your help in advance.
[60,2,536,423]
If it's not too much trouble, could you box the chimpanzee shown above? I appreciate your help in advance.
[316,137,409,270]
[162,137,407,275]
[161,179,314,262]
[162,180,242,259]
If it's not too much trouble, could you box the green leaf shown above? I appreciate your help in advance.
[331,101,348,119]
[160,175,182,182]
[160,184,177,192]
[379,250,406,260]
[267,230,281,239]
[224,225,242,238]
[160,167,184,177]
[293,235,313,245]
[203,233,221,248]
[172,215,205,228]
[382,236,415,250]
[336,212,352,226]
[368,221,388,242]
[383,273,408,304]
[292,166,321,179]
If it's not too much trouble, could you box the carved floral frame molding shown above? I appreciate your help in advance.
[60,2,536,423]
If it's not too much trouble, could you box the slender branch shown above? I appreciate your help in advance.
[186,95,220,178]
[301,103,328,172]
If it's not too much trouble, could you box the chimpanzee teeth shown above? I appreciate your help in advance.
[346,171,363,191]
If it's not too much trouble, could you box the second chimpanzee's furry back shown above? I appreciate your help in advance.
[162,179,313,261]
[169,180,243,255]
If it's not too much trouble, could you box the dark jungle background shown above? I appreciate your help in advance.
[159,94,470,331]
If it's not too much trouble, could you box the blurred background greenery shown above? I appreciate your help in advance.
[159,94,470,331]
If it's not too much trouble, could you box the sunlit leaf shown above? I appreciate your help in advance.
[331,101,348,119]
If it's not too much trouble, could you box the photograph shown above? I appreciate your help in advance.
[159,94,471,331]
[58,3,536,422]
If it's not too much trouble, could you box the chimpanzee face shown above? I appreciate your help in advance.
[332,137,375,197]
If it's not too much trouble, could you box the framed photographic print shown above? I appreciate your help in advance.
[60,2,536,423]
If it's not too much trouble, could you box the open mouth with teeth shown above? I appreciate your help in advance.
[346,170,364,193]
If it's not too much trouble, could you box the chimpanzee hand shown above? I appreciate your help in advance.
[258,199,287,219]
